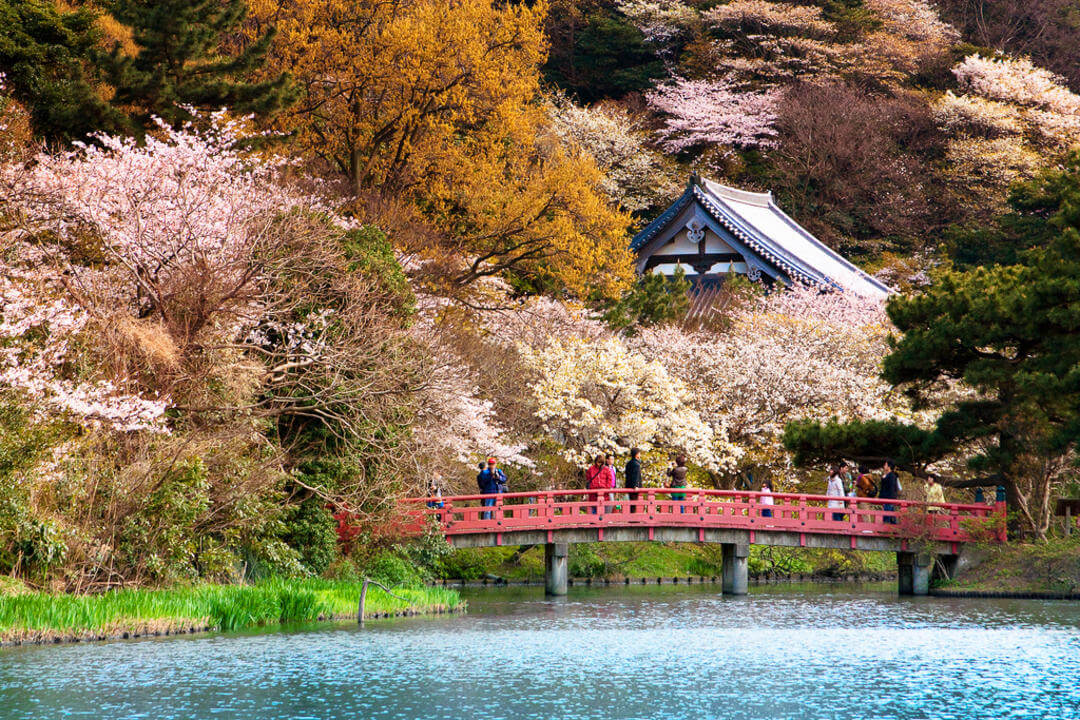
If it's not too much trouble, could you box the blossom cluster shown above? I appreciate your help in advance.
[937,53,1080,212]
[631,284,897,465]
[954,54,1080,116]
[520,335,737,471]
[864,0,957,46]
[646,76,780,155]
[545,94,679,212]
[704,0,832,36]
[12,113,323,297]
[0,114,334,434]
[1,249,169,432]
[616,0,697,48]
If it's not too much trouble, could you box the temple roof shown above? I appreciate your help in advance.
[631,179,891,300]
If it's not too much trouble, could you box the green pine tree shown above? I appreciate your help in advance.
[601,266,691,333]
[783,154,1080,539]
[98,0,295,128]
[0,0,125,142]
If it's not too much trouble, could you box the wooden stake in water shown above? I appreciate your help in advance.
[357,578,408,625]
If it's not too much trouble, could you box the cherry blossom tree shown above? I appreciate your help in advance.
[936,53,1080,215]
[632,285,899,483]
[519,335,739,472]
[616,0,698,50]
[545,93,679,212]
[953,54,1080,116]
[646,76,780,156]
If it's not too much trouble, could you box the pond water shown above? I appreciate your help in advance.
[1,583,1078,720]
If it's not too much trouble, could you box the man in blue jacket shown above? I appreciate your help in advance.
[878,459,901,524]
[477,457,507,520]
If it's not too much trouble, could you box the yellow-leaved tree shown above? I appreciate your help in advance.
[248,0,633,300]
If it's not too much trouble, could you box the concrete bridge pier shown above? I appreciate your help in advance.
[545,542,569,596]
[722,543,749,595]
[897,551,933,595]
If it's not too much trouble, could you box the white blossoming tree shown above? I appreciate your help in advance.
[520,335,739,473]
[545,94,679,212]
[936,54,1080,215]
[633,284,899,484]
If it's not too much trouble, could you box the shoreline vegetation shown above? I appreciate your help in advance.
[940,537,1080,596]
[0,579,463,646]
[435,542,898,585]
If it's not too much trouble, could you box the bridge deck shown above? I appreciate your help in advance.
[407,488,1005,554]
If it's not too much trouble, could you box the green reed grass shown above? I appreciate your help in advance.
[0,579,462,641]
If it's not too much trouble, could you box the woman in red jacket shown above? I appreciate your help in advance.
[585,454,616,514]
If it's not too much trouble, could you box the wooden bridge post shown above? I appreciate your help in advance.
[545,542,569,596]
[721,543,748,595]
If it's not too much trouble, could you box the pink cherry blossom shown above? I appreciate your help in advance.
[646,76,780,154]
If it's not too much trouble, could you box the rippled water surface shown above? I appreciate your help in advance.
[1,583,1078,720]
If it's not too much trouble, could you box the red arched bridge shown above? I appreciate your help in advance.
[404,488,1006,597]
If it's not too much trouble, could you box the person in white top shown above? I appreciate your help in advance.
[826,464,846,522]
[760,478,775,521]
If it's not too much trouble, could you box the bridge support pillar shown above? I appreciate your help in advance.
[545,542,569,596]
[897,552,932,595]
[722,543,749,595]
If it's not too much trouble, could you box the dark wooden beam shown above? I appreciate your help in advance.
[643,253,743,272]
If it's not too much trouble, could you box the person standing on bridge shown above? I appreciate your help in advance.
[605,454,619,511]
[625,448,642,513]
[586,455,615,514]
[759,478,774,520]
[878,460,901,524]
[924,473,946,512]
[477,457,506,520]
[854,465,876,523]
[667,455,688,514]
[827,465,846,522]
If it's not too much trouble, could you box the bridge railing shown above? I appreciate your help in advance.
[404,488,1007,544]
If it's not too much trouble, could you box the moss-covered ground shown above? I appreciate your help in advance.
[940,536,1080,594]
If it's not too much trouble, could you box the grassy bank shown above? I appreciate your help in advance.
[940,536,1080,595]
[0,578,463,645]
[436,542,896,582]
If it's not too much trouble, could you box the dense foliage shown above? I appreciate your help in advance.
[1,0,1079,590]
[784,157,1080,538]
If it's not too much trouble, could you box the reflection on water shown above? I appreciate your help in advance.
[1,583,1078,720]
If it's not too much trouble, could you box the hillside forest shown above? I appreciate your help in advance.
[1,0,1079,589]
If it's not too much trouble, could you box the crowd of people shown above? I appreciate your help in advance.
[814,460,950,523]
[441,454,952,522]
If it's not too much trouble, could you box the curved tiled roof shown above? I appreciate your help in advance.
[631,179,891,300]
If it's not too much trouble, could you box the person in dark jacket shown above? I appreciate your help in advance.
[667,454,689,514]
[878,459,901,524]
[625,448,642,513]
[477,457,507,520]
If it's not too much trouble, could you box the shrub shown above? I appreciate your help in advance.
[364,552,423,588]
[281,497,339,575]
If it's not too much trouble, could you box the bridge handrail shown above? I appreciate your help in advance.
[401,486,1006,546]
[403,487,994,514]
